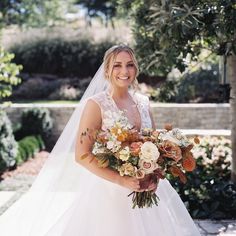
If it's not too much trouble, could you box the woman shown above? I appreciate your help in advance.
[0,45,200,235]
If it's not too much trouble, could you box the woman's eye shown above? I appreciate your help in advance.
[127,64,134,67]
[113,64,121,68]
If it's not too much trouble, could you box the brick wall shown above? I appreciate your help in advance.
[2,103,231,144]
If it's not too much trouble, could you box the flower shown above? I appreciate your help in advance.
[135,169,145,179]
[119,163,137,176]
[118,146,130,161]
[169,166,187,184]
[182,152,196,172]
[130,142,142,156]
[159,140,182,162]
[106,140,121,152]
[139,141,160,161]
[127,129,140,142]
[164,123,173,131]
[159,128,190,147]
[138,159,158,174]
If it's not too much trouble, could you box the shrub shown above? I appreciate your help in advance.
[10,38,114,77]
[168,136,236,219]
[16,135,45,164]
[0,110,18,173]
[153,64,221,103]
[0,47,22,101]
[14,108,53,144]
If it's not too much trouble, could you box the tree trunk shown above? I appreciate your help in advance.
[228,54,236,183]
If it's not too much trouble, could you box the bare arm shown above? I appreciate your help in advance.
[75,99,141,192]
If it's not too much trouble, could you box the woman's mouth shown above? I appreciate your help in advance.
[117,76,129,80]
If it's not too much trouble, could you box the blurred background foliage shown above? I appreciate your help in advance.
[2,0,234,103]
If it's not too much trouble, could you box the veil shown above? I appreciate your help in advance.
[30,62,109,193]
[0,63,110,235]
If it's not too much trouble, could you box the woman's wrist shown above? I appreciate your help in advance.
[115,174,123,186]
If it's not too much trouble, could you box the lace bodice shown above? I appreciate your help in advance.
[90,90,152,130]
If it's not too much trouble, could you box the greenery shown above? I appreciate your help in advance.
[10,38,114,77]
[153,63,220,103]
[0,0,67,28]
[169,136,236,219]
[0,47,22,101]
[0,110,18,174]
[16,135,45,164]
[76,0,118,26]
[119,0,236,76]
[14,108,53,144]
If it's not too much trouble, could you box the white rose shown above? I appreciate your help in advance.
[139,141,160,161]
[119,146,130,161]
[138,159,158,174]
[159,132,182,146]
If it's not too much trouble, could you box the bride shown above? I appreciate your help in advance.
[0,45,200,235]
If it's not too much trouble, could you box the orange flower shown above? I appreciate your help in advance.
[164,123,173,131]
[182,152,196,172]
[117,132,128,142]
[194,136,200,144]
[169,166,187,184]
[130,142,142,156]
[127,129,140,142]
[159,140,182,162]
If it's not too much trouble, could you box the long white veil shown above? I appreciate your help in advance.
[0,63,110,235]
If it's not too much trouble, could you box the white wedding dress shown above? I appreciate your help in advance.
[0,90,200,236]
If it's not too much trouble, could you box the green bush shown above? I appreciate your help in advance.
[168,136,236,219]
[14,108,53,143]
[16,135,45,164]
[0,47,22,101]
[0,110,18,173]
[153,64,221,103]
[10,38,114,77]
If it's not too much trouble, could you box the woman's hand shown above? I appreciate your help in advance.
[118,176,145,192]
[145,178,159,193]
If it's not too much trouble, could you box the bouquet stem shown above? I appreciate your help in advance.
[128,191,160,208]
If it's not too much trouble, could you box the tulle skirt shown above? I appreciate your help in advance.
[0,165,200,236]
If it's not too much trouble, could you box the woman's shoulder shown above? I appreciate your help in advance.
[87,91,107,103]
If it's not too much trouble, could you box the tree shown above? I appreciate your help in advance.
[120,0,236,182]
[76,0,118,26]
[0,0,67,28]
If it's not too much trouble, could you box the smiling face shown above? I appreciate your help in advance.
[109,51,137,89]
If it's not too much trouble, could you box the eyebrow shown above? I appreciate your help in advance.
[113,61,134,64]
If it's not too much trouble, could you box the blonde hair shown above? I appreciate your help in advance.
[103,44,139,89]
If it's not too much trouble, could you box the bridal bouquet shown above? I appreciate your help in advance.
[81,111,199,208]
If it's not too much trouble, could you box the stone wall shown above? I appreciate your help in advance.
[2,103,231,143]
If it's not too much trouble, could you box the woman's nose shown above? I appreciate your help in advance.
[120,65,128,75]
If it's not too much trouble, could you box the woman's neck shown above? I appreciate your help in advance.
[110,87,130,100]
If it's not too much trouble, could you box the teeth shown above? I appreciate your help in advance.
[118,77,129,80]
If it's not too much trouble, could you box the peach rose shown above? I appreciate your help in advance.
[182,152,196,172]
[169,166,187,184]
[130,142,143,156]
[159,140,182,162]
